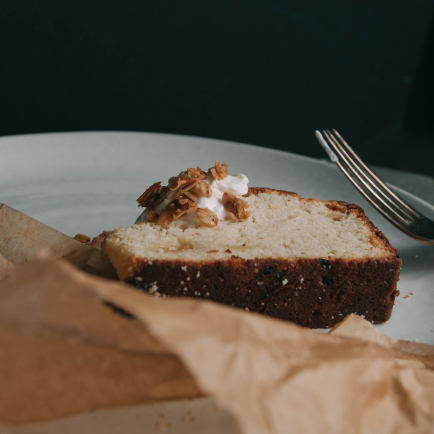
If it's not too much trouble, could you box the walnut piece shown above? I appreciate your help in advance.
[196,208,219,227]
[75,233,91,243]
[209,160,229,180]
[157,199,196,225]
[185,167,207,179]
[168,167,207,191]
[137,182,170,209]
[222,192,251,221]
[89,230,114,249]
[175,179,202,199]
[169,177,191,191]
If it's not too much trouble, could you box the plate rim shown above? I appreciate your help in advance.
[1,130,433,214]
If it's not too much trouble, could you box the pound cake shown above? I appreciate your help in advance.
[102,161,401,328]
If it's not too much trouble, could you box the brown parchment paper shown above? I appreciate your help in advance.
[0,253,15,278]
[93,273,434,434]
[0,259,433,432]
[0,203,89,269]
[1,203,434,433]
[0,259,203,424]
[0,202,118,280]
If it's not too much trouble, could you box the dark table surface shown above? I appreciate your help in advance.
[1,1,433,176]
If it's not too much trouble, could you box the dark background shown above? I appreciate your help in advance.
[1,1,433,175]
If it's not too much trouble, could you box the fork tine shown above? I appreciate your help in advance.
[332,129,420,218]
[325,130,417,223]
[321,130,411,227]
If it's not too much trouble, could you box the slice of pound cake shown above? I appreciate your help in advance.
[102,161,401,328]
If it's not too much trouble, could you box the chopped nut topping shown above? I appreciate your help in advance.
[137,182,160,206]
[169,177,191,191]
[175,179,202,199]
[146,211,159,222]
[89,230,114,249]
[168,167,207,191]
[136,161,250,227]
[157,199,195,225]
[75,233,91,243]
[168,176,182,190]
[209,160,229,180]
[183,191,198,202]
[186,167,207,179]
[137,182,170,209]
[225,249,232,254]
[199,181,212,198]
[222,192,251,221]
[196,208,219,227]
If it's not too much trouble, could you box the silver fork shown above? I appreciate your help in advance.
[316,129,434,244]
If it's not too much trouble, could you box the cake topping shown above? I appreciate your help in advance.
[135,160,249,227]
[145,211,158,223]
[222,192,251,221]
[168,167,207,191]
[199,181,213,198]
[156,198,196,225]
[209,160,229,180]
[175,180,201,200]
[137,182,170,210]
[74,233,91,243]
[196,208,219,227]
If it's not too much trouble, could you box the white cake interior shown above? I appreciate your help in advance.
[105,191,389,264]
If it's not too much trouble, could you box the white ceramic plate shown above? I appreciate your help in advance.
[1,132,434,344]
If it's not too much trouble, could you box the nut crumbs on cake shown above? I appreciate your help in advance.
[197,208,219,227]
[222,192,251,221]
[74,233,91,243]
[136,160,251,227]
[209,160,229,180]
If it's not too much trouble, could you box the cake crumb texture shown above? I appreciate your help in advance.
[103,188,401,328]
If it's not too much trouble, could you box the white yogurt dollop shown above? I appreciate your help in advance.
[135,173,249,226]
